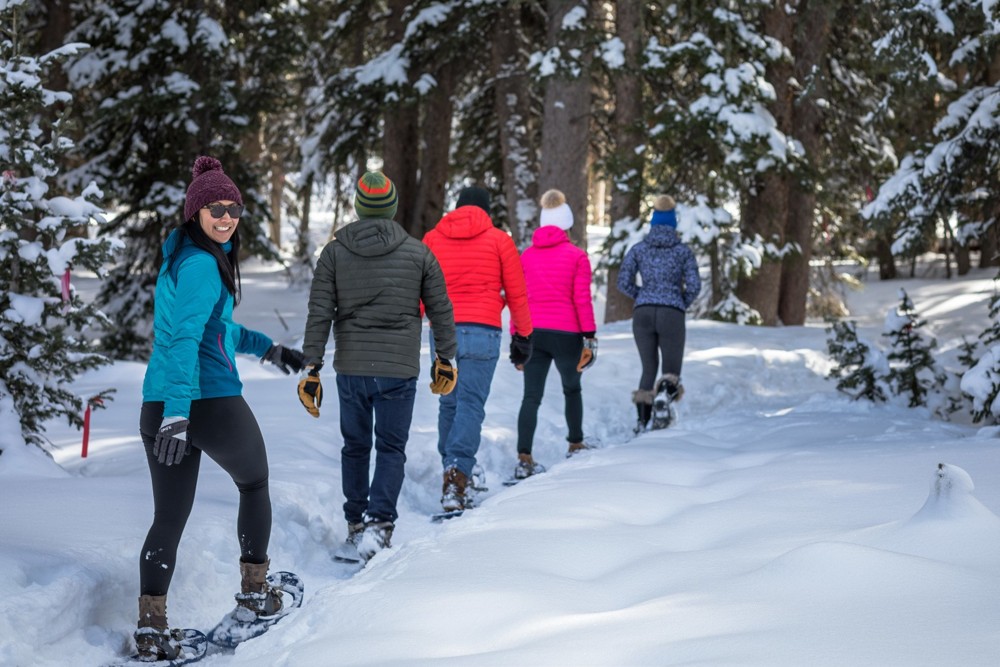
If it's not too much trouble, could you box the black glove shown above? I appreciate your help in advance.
[153,417,191,466]
[510,333,532,368]
[298,365,323,418]
[262,343,305,375]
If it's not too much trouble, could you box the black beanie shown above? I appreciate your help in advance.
[456,186,491,214]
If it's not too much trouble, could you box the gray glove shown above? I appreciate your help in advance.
[153,416,190,466]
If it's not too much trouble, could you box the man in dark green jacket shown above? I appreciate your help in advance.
[298,169,457,563]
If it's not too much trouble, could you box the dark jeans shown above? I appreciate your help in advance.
[517,330,584,454]
[139,396,270,596]
[632,305,686,390]
[336,374,417,524]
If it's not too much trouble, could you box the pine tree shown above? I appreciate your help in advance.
[64,0,281,360]
[826,320,890,402]
[862,0,1000,274]
[0,1,118,454]
[882,288,943,407]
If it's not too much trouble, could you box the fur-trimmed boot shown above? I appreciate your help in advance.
[135,594,181,661]
[234,559,283,619]
[632,389,655,433]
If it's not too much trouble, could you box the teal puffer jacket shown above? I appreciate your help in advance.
[142,228,272,418]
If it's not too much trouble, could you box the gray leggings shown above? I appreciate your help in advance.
[139,396,270,596]
[632,305,686,390]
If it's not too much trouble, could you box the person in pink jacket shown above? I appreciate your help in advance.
[516,189,598,474]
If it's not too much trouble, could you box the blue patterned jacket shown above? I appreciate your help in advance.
[616,226,701,311]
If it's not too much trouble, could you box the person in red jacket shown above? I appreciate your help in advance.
[423,186,534,512]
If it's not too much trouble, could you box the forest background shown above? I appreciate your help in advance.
[1,0,999,454]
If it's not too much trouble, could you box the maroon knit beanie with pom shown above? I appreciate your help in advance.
[183,156,242,221]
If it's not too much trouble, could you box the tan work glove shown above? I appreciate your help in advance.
[576,337,598,372]
[429,356,457,395]
[297,365,323,418]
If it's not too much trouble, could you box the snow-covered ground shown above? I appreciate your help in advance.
[2,248,999,666]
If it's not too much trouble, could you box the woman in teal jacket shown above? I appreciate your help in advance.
[134,156,303,660]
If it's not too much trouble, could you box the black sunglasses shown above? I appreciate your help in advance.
[203,203,244,219]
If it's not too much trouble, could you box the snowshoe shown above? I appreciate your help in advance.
[109,629,207,666]
[207,572,303,648]
[430,508,465,522]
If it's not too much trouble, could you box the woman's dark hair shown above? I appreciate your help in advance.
[168,218,242,305]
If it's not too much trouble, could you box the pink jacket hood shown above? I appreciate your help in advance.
[519,226,596,335]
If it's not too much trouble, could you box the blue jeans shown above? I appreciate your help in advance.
[336,374,417,524]
[430,325,501,478]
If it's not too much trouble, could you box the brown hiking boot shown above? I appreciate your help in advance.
[135,594,181,661]
[566,441,594,457]
[234,559,283,619]
[358,519,395,561]
[514,453,546,479]
[441,467,468,512]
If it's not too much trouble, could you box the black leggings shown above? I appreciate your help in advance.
[632,305,686,390]
[139,396,270,596]
[517,330,584,453]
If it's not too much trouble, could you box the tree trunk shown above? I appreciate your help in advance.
[736,3,794,325]
[269,152,283,247]
[876,235,897,279]
[492,12,537,246]
[413,62,456,239]
[382,0,419,232]
[539,0,593,250]
[604,0,643,324]
[979,224,999,267]
[779,0,833,326]
[737,178,787,325]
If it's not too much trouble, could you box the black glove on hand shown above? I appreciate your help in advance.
[153,417,190,466]
[429,357,457,395]
[509,333,533,369]
[262,344,305,375]
[298,365,323,418]
[576,337,598,372]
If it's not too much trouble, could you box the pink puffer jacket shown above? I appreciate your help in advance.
[519,226,596,335]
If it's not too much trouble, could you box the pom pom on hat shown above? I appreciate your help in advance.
[653,195,676,211]
[539,189,573,230]
[355,170,398,219]
[650,193,678,228]
[184,156,242,221]
[456,186,491,214]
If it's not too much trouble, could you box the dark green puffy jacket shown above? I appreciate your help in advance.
[303,217,456,378]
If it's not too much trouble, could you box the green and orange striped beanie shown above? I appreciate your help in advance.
[354,170,398,220]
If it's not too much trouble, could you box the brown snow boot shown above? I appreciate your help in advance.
[441,467,468,512]
[135,594,181,661]
[235,559,283,618]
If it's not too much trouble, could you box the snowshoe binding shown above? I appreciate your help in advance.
[112,629,207,666]
[207,570,303,648]
[504,453,545,486]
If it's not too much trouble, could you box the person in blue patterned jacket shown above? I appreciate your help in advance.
[616,195,702,432]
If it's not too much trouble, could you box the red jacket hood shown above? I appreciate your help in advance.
[433,206,494,239]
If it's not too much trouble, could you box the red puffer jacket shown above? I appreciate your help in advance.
[423,206,533,336]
